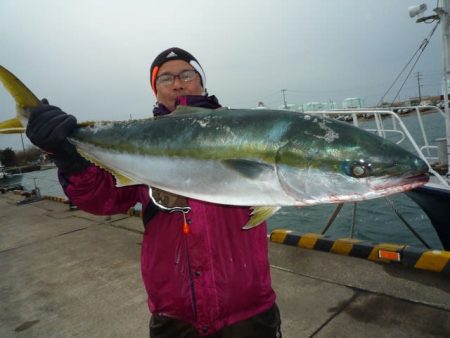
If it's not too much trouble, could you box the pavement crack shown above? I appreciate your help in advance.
[309,292,359,337]
[56,227,89,236]
[103,222,144,235]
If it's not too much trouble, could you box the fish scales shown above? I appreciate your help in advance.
[73,109,294,162]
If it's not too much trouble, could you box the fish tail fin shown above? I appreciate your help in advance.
[0,117,25,134]
[0,65,40,132]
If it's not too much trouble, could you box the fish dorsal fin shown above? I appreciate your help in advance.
[243,206,281,229]
[222,159,274,179]
[171,106,212,116]
[76,147,137,187]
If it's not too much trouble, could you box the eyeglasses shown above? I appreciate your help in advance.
[155,69,198,86]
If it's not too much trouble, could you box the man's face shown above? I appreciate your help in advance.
[155,60,204,112]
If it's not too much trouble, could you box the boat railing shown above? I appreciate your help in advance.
[419,145,439,161]
[302,106,449,186]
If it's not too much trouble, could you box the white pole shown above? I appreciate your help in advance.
[439,0,450,179]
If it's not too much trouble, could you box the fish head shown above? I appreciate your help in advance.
[276,117,429,205]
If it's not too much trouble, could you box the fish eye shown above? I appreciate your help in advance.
[350,162,371,178]
[342,161,372,178]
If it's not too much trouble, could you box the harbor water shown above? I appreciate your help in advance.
[20,111,446,250]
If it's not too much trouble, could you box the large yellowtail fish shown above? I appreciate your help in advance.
[0,65,429,227]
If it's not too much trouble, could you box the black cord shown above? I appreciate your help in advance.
[390,22,439,105]
[377,21,440,106]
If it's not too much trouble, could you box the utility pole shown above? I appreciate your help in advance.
[416,72,423,103]
[281,89,287,109]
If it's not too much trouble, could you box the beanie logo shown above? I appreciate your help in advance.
[166,51,178,58]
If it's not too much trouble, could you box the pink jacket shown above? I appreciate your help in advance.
[61,164,276,335]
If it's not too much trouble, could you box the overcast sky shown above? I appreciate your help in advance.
[0,0,444,150]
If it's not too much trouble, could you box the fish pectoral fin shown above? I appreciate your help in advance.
[0,117,25,134]
[243,206,281,229]
[76,148,137,187]
[222,159,274,179]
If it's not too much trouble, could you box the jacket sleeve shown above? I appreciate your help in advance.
[58,164,150,215]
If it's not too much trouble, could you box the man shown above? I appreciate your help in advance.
[26,47,281,338]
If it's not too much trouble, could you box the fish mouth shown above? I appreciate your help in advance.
[372,172,429,195]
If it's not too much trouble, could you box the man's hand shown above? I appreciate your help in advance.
[26,100,89,174]
[26,100,78,157]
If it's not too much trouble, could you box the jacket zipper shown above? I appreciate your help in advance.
[184,233,198,321]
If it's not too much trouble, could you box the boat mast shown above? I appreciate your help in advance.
[413,1,450,180]
[439,0,450,179]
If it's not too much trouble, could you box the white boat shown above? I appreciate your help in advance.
[0,163,23,188]
[402,1,450,251]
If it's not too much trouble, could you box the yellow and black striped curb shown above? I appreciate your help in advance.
[270,229,450,275]
[30,194,144,218]
[43,195,69,203]
[34,194,143,217]
[12,190,66,203]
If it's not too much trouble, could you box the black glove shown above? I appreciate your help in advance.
[26,100,89,174]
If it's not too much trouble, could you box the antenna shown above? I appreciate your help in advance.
[281,89,287,109]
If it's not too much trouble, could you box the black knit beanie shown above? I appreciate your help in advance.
[150,47,206,94]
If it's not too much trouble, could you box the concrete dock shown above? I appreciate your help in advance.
[1,192,449,337]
